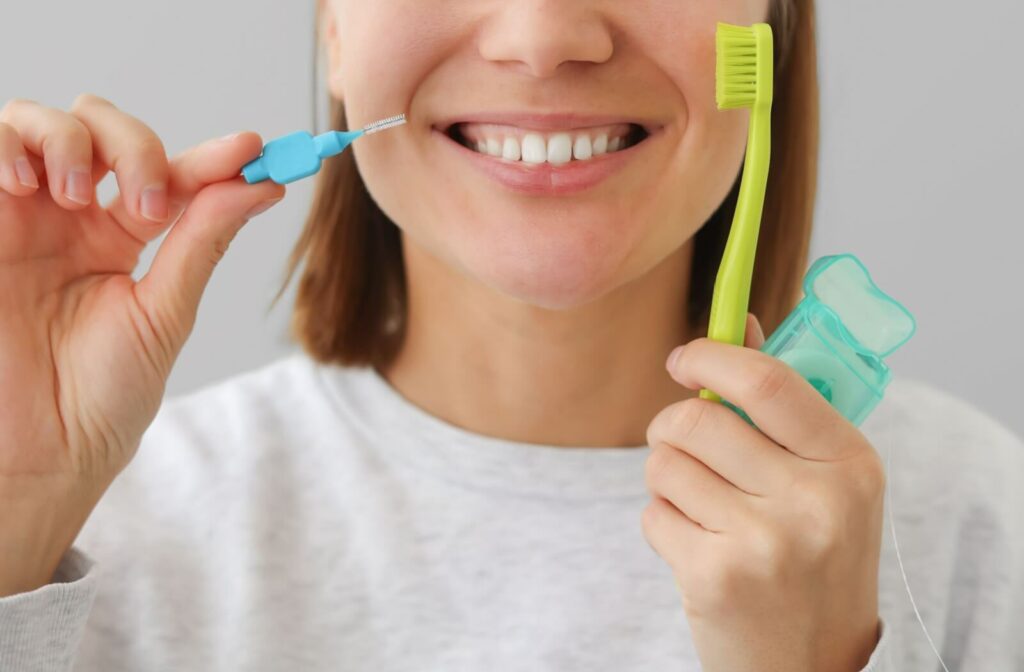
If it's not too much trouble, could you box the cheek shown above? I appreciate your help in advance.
[337,0,759,309]
[637,9,753,238]
[331,0,459,125]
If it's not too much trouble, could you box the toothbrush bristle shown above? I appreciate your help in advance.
[716,23,772,110]
[363,113,407,135]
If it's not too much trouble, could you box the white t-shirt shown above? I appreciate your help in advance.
[1,352,1022,671]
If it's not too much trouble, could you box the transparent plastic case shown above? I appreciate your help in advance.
[726,254,916,427]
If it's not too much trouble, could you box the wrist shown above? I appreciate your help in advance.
[815,616,882,672]
[0,475,105,597]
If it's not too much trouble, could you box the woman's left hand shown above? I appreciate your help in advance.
[642,314,885,672]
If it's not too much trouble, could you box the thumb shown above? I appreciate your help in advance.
[134,176,284,343]
[744,312,766,350]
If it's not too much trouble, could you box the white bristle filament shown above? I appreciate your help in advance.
[363,113,407,135]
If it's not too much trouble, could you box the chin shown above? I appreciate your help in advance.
[455,209,639,310]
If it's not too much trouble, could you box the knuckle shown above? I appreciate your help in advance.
[696,562,742,615]
[641,499,675,559]
[747,361,789,403]
[67,115,93,144]
[644,444,675,490]
[70,92,114,112]
[851,452,886,501]
[0,97,38,121]
[790,480,843,561]
[667,398,708,443]
[208,237,232,266]
[801,500,841,561]
[644,417,658,450]
[134,135,168,162]
[645,405,672,448]
[749,522,787,571]
[41,115,92,155]
[111,136,167,177]
[640,499,661,534]
[104,130,161,165]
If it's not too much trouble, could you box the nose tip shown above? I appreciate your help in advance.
[477,5,614,78]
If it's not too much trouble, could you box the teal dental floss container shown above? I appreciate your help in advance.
[725,253,917,428]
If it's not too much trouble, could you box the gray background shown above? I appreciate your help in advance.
[3,2,1022,438]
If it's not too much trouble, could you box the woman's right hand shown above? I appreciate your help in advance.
[0,94,285,596]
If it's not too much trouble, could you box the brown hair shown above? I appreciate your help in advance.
[273,0,818,367]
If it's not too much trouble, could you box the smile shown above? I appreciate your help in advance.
[433,113,663,195]
[447,122,649,165]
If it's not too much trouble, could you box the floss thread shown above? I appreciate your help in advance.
[884,409,951,671]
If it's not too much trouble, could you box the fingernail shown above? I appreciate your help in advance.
[666,345,685,371]
[217,132,243,143]
[140,184,168,222]
[14,157,38,188]
[244,198,282,219]
[64,168,92,205]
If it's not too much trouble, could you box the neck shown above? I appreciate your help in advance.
[377,237,698,448]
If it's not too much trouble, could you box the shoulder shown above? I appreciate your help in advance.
[80,353,361,540]
[132,350,373,481]
[149,351,323,448]
[866,376,1023,463]
[870,379,1024,665]
[864,375,1024,518]
[73,354,382,646]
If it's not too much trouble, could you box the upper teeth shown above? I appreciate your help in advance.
[457,122,633,165]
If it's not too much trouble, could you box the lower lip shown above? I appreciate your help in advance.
[432,127,657,196]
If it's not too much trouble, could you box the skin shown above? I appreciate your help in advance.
[322,0,885,669]
[0,98,284,594]
[321,0,753,446]
[0,1,883,669]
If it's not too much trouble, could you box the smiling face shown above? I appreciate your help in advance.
[321,0,771,311]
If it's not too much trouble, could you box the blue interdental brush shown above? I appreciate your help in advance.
[241,113,407,185]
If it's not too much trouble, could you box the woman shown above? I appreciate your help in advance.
[1,0,1021,670]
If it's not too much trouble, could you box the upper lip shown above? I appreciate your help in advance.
[433,111,664,135]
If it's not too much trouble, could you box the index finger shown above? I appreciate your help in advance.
[103,131,266,244]
[69,94,172,236]
[667,338,861,461]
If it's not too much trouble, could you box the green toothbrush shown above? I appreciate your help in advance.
[700,22,775,403]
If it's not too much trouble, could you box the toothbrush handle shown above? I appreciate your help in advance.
[700,104,772,403]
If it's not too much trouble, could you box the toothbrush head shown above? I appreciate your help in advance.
[715,22,774,110]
